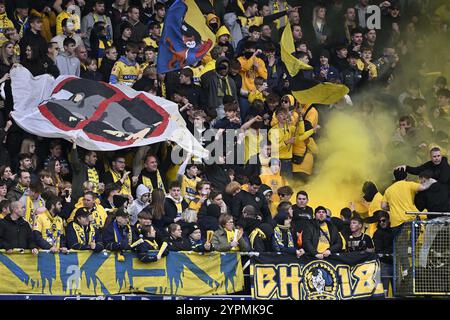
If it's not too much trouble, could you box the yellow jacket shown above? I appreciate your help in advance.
[268,123,295,160]
[248,90,265,103]
[237,56,268,92]
[0,13,14,45]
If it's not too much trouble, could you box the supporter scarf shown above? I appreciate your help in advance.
[113,220,133,245]
[274,225,294,248]
[14,12,29,38]
[44,211,63,248]
[110,169,131,195]
[249,227,266,249]
[217,76,232,97]
[142,170,165,191]
[145,239,159,250]
[87,167,99,193]
[91,206,105,229]
[25,196,45,225]
[225,229,239,251]
[73,222,96,246]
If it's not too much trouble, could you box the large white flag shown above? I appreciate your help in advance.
[11,66,207,158]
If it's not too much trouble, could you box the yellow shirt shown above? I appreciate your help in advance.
[33,210,65,248]
[367,192,383,236]
[317,223,330,254]
[382,181,420,228]
[110,58,141,87]
[181,175,201,203]
[260,173,286,203]
[237,56,268,92]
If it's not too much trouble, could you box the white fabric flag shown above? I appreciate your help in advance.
[11,66,208,158]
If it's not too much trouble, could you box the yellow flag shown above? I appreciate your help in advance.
[280,21,313,77]
[185,0,215,52]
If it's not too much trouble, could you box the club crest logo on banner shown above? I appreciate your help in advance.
[303,261,338,300]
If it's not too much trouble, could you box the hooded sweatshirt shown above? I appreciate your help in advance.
[128,184,150,225]
[223,12,243,49]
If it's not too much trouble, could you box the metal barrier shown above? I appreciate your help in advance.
[394,213,450,297]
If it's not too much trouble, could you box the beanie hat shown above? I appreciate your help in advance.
[320,49,330,59]
[120,21,133,35]
[187,224,201,236]
[115,206,129,218]
[282,94,295,106]
[274,211,289,225]
[315,206,327,214]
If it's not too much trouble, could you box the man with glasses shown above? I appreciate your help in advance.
[103,155,132,196]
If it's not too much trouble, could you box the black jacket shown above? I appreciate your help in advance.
[163,197,188,228]
[135,236,168,262]
[103,220,138,251]
[0,214,37,250]
[302,220,342,256]
[165,235,191,251]
[231,190,271,222]
[66,221,104,252]
[99,57,116,82]
[373,226,394,264]
[19,29,48,61]
[407,157,450,193]
[415,182,450,218]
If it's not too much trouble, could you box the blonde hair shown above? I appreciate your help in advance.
[83,181,95,192]
[182,208,198,223]
[225,181,241,195]
[20,138,37,169]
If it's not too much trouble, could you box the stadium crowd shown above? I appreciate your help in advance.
[0,0,449,296]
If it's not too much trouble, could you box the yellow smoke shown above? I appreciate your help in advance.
[290,110,395,216]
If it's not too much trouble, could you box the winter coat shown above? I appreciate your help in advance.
[211,226,250,252]
[0,214,37,250]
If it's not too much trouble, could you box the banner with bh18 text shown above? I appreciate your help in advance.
[251,252,384,300]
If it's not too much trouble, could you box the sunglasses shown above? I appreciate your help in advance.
[282,100,290,103]
[379,219,387,223]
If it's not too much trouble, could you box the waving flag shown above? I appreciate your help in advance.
[157,0,214,74]
[280,21,349,105]
[11,66,208,158]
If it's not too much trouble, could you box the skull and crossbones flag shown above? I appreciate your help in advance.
[10,65,208,158]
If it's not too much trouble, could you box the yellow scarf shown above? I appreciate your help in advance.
[73,222,96,246]
[226,229,239,251]
[145,239,159,250]
[25,196,44,225]
[142,170,165,192]
[110,170,131,195]
[87,167,99,193]
[113,221,133,246]
[249,228,266,249]
[43,211,63,249]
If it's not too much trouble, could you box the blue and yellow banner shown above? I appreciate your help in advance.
[0,251,243,296]
[251,252,384,300]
